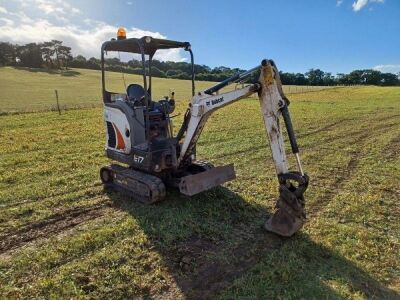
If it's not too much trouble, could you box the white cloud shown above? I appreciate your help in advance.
[336,0,343,7]
[126,1,133,5]
[0,17,14,26]
[0,1,185,61]
[71,7,81,14]
[352,0,384,11]
[352,0,368,11]
[373,64,400,74]
[0,6,8,14]
[33,0,81,15]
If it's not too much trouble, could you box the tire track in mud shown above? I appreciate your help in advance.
[202,113,398,155]
[210,119,348,159]
[211,120,368,160]
[0,192,108,234]
[0,183,103,209]
[306,115,400,216]
[297,118,350,139]
[306,127,373,217]
[0,201,112,254]
[307,152,361,217]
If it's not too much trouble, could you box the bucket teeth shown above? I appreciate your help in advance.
[264,184,306,237]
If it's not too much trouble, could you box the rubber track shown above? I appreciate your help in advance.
[104,164,166,204]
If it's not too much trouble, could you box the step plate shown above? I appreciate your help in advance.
[179,164,236,196]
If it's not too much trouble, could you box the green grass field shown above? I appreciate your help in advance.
[0,70,399,298]
[0,67,338,112]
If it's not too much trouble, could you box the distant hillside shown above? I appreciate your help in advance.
[0,67,217,112]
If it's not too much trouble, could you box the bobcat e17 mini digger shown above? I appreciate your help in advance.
[99,28,309,237]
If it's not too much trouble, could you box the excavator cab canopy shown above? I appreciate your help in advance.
[102,36,191,55]
[101,35,195,104]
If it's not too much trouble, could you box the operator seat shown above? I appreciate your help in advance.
[126,84,149,106]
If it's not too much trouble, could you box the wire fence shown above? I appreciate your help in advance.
[0,85,346,115]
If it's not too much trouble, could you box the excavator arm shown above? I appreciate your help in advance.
[177,59,309,236]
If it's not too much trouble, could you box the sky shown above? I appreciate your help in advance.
[0,0,399,74]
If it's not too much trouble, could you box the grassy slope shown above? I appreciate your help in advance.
[0,67,217,112]
[0,67,335,112]
[0,86,399,298]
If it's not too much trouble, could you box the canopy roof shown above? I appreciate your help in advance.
[102,36,191,55]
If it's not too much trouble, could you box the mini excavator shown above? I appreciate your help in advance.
[100,28,309,237]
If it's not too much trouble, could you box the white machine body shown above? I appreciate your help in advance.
[104,106,131,154]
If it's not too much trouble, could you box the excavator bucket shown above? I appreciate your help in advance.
[264,172,309,237]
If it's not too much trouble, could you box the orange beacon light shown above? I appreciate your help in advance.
[117,27,127,40]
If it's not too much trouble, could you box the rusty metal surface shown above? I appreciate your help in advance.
[179,164,236,196]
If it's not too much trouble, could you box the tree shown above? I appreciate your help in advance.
[86,57,101,70]
[38,40,71,69]
[323,72,335,85]
[57,45,72,69]
[347,70,364,85]
[380,73,399,86]
[165,69,180,77]
[69,55,87,68]
[305,69,325,85]
[105,57,121,66]
[171,71,189,80]
[0,42,17,66]
[151,66,165,77]
[50,40,63,68]
[40,41,55,68]
[361,69,382,85]
[17,43,43,68]
[280,72,296,85]
[294,73,307,85]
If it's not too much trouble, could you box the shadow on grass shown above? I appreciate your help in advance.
[103,187,398,299]
[13,66,81,77]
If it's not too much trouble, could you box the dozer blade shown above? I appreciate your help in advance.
[179,164,236,196]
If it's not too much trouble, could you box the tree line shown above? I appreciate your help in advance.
[0,41,72,69]
[1,41,399,86]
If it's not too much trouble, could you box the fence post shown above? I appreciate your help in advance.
[55,90,61,115]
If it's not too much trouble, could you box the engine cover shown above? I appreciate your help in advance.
[104,106,132,154]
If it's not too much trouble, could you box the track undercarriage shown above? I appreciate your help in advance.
[100,160,234,204]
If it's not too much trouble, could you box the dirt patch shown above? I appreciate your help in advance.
[175,236,219,273]
[0,202,110,254]
[159,221,283,299]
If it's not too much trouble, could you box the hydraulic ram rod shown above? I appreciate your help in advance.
[281,105,304,176]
